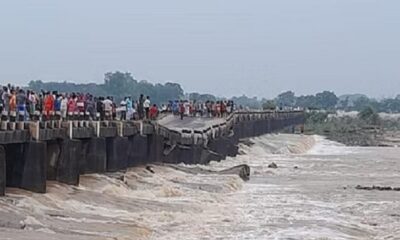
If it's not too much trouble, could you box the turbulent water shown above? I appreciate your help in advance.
[1,134,400,240]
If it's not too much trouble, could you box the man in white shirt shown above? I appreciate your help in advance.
[143,96,150,119]
[102,97,113,120]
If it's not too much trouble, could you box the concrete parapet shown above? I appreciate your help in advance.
[72,127,95,139]
[0,130,29,144]
[142,122,154,135]
[100,126,117,138]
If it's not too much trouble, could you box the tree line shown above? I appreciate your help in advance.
[27,71,400,113]
[270,90,400,113]
[28,71,184,105]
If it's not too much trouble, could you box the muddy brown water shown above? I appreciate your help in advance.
[0,134,399,240]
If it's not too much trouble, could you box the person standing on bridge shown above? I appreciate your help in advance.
[138,94,144,120]
[102,96,113,120]
[119,98,127,120]
[149,104,158,120]
[67,93,77,120]
[143,96,151,120]
[16,89,26,121]
[85,95,96,120]
[60,94,68,120]
[28,90,37,119]
[179,100,185,120]
[54,93,62,120]
[2,86,10,120]
[44,91,54,121]
[126,97,133,120]
[9,89,17,122]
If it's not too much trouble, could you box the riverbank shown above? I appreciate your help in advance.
[304,111,400,147]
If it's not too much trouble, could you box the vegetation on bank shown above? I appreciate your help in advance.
[305,106,400,146]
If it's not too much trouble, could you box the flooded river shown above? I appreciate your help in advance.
[0,134,399,239]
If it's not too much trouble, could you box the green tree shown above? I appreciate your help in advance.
[358,106,381,125]
[315,91,338,109]
[353,96,371,111]
[276,91,295,107]
[262,100,276,110]
[296,95,317,109]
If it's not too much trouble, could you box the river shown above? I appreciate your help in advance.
[0,134,399,239]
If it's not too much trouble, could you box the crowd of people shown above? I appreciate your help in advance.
[167,100,235,120]
[0,85,159,122]
[0,84,235,122]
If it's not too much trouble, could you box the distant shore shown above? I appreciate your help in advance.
[304,111,400,147]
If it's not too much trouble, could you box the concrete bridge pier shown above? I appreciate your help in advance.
[46,140,61,180]
[106,137,129,172]
[147,134,165,163]
[82,138,107,174]
[233,122,245,140]
[5,141,47,193]
[0,146,5,196]
[57,139,81,185]
[208,136,239,159]
[127,135,148,166]
[46,139,81,185]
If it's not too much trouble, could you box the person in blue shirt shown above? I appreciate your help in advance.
[54,94,62,118]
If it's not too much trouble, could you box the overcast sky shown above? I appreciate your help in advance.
[0,0,399,98]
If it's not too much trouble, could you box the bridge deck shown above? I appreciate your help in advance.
[157,115,226,131]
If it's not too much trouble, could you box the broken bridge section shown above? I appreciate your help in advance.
[0,110,304,195]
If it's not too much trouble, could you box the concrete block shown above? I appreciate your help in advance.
[0,145,5,196]
[1,121,8,131]
[8,122,16,131]
[84,138,107,173]
[128,135,148,165]
[142,123,154,135]
[46,140,61,180]
[106,137,128,172]
[22,141,47,193]
[147,134,164,163]
[57,139,81,185]
[5,142,47,193]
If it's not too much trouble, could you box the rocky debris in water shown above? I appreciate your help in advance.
[355,185,400,191]
[219,165,250,181]
[238,150,246,155]
[240,139,254,147]
[146,166,155,174]
[164,164,251,181]
[361,221,378,227]
[268,162,278,168]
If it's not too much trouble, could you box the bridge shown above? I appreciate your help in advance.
[0,110,305,196]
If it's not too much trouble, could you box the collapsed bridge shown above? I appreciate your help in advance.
[0,110,304,196]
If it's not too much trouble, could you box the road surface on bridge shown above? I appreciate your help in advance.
[157,115,226,131]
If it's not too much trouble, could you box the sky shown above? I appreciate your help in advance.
[0,0,399,99]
